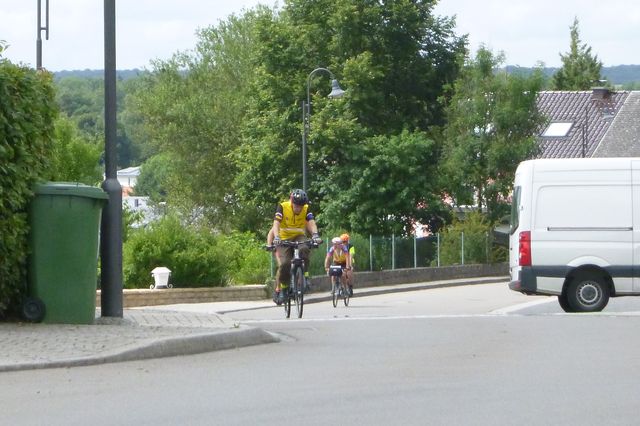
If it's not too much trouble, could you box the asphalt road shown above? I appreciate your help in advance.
[3,282,640,426]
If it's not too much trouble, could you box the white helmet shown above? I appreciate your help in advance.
[331,237,342,245]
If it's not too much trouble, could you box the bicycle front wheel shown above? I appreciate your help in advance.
[293,266,304,318]
[332,278,339,308]
[343,284,350,306]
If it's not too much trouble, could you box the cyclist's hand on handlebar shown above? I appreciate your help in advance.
[312,233,322,245]
[264,244,276,252]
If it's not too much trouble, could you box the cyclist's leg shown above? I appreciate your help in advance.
[275,245,293,302]
[295,234,312,289]
[346,267,354,296]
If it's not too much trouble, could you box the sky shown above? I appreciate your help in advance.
[1,0,638,72]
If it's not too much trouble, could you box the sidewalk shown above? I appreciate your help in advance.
[0,276,506,372]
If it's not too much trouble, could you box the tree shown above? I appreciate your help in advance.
[234,0,467,234]
[552,17,604,90]
[441,47,545,221]
[48,115,103,185]
[134,153,175,203]
[129,9,265,229]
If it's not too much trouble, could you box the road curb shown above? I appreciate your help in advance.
[0,327,278,373]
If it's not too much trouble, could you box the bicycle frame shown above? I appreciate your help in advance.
[271,239,318,318]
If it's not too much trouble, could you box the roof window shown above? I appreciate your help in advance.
[542,122,573,137]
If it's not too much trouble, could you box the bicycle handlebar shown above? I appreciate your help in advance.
[264,239,320,251]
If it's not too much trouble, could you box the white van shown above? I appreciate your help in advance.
[509,158,640,312]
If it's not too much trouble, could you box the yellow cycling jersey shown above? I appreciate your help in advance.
[328,245,349,264]
[274,200,314,240]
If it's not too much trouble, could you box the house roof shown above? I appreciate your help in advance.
[535,89,631,158]
[117,166,141,177]
[593,91,640,157]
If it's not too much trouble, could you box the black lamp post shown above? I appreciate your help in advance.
[301,67,345,192]
[101,0,123,317]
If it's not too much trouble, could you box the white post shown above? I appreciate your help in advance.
[461,232,465,265]
[437,233,440,267]
[413,236,417,268]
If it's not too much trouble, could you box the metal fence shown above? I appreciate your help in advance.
[271,232,505,277]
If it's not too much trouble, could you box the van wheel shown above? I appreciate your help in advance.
[558,293,573,313]
[566,273,610,312]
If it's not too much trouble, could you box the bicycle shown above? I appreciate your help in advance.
[328,265,350,307]
[267,239,319,318]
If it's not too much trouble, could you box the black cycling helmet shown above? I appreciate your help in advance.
[290,189,309,206]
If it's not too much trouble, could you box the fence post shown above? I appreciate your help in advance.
[437,232,440,267]
[369,234,373,271]
[461,231,465,265]
[485,231,489,263]
[414,235,417,268]
[392,234,396,270]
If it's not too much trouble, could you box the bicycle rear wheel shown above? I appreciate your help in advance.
[332,278,339,308]
[293,266,304,318]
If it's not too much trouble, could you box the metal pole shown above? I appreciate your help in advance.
[36,0,49,70]
[437,233,440,267]
[302,100,308,192]
[414,236,417,268]
[100,0,123,317]
[302,67,344,192]
[583,105,588,158]
[461,232,465,265]
[369,234,373,271]
[392,234,395,270]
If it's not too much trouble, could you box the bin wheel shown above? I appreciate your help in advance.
[22,297,45,323]
[150,284,155,289]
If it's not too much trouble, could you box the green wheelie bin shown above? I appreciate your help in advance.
[25,182,108,324]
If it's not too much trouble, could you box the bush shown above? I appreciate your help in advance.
[123,215,224,288]
[437,211,506,266]
[216,231,271,285]
[0,54,57,315]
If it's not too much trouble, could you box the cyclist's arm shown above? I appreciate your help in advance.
[324,248,333,269]
[270,220,281,241]
[271,203,283,240]
[345,250,352,270]
[306,218,318,236]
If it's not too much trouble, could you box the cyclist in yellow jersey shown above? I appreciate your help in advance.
[269,189,322,304]
[324,236,352,293]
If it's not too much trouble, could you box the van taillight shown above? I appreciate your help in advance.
[519,231,531,266]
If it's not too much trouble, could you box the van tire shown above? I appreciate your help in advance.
[566,273,610,312]
[558,293,574,313]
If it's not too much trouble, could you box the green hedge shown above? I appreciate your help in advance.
[0,53,57,315]
[123,215,270,288]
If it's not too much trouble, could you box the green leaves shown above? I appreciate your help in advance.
[441,47,545,220]
[0,61,57,313]
[553,17,604,90]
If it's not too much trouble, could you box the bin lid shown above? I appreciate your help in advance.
[34,182,109,200]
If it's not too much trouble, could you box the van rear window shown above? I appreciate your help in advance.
[510,186,521,235]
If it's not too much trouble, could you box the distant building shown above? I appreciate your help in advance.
[117,166,141,195]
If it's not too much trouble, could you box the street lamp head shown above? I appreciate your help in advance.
[328,79,346,99]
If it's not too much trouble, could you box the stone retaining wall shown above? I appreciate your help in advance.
[96,285,267,308]
[97,263,508,308]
